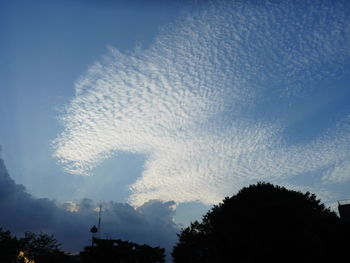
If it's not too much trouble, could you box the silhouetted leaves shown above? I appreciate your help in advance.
[20,232,70,263]
[0,229,77,263]
[172,182,350,262]
[0,229,166,262]
[0,228,21,263]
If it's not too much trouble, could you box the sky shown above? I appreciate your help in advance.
[1,0,350,256]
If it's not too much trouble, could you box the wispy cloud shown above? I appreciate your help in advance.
[53,0,350,206]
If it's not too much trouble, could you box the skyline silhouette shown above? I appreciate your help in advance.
[1,0,350,261]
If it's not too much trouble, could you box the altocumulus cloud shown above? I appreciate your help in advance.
[53,0,350,206]
[0,157,178,253]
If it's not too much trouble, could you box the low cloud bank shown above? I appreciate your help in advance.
[0,157,178,254]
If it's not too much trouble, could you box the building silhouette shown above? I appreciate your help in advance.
[338,200,350,222]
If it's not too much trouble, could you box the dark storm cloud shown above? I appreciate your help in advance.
[0,157,178,253]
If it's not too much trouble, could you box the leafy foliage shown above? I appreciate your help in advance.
[0,228,165,263]
[172,182,350,262]
[0,229,77,263]
[0,228,21,263]
[20,232,71,263]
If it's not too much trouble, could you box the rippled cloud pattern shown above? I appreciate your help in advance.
[53,0,350,206]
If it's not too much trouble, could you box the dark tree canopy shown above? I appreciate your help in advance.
[172,182,350,263]
[0,229,77,263]
[20,231,73,263]
[0,228,164,263]
[0,228,21,263]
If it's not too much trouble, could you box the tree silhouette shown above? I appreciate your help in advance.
[0,229,77,263]
[172,182,350,263]
[19,231,72,263]
[0,228,21,263]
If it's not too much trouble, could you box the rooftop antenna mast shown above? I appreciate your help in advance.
[98,204,102,238]
[90,203,103,246]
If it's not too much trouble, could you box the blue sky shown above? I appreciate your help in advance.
[0,0,184,200]
[0,0,209,228]
[1,0,350,253]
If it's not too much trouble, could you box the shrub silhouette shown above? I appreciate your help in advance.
[172,182,350,262]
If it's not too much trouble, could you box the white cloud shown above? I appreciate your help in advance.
[53,0,350,206]
[322,160,350,183]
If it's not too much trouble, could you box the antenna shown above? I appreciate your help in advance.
[90,204,103,246]
[98,204,102,238]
